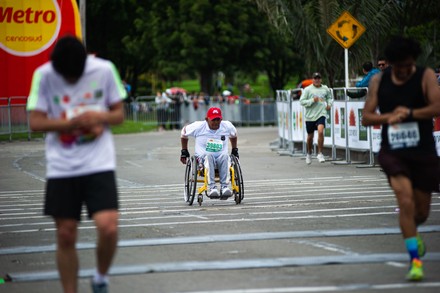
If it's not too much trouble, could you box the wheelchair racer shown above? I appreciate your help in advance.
[180,107,239,199]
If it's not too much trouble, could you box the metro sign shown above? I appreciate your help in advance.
[0,0,82,98]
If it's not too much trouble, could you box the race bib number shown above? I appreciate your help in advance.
[66,104,104,120]
[206,138,223,152]
[388,122,420,149]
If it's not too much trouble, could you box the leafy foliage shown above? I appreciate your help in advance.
[252,0,439,86]
[83,0,439,96]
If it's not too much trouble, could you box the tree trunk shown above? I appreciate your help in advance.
[199,68,214,95]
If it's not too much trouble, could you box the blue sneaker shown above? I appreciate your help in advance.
[92,282,108,293]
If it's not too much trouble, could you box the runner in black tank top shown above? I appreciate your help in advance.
[378,66,436,154]
[361,36,440,282]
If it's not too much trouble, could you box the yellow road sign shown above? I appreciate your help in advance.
[327,11,365,49]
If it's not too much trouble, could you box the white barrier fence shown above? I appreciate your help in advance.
[276,88,440,166]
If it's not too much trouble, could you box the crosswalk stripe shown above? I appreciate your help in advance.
[1,225,439,255]
[5,253,440,283]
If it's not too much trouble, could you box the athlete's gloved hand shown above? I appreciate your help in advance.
[231,147,239,158]
[180,149,190,164]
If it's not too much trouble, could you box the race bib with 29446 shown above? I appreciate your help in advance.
[388,122,420,150]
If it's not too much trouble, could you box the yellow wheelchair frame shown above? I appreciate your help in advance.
[184,155,244,206]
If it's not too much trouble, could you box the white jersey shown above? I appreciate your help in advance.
[181,120,237,158]
[27,56,127,178]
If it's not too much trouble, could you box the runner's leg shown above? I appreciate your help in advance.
[94,210,119,276]
[55,218,79,293]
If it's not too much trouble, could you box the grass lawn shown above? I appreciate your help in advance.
[110,120,157,134]
[165,74,300,99]
[0,132,41,142]
[0,120,156,142]
[166,74,277,98]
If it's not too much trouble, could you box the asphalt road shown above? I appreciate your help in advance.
[0,126,439,293]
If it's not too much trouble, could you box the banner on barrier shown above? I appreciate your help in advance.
[290,101,303,141]
[324,112,332,145]
[276,101,289,140]
[333,101,346,147]
[278,90,440,156]
[347,101,369,149]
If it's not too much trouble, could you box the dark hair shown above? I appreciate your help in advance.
[362,62,373,72]
[51,35,87,79]
[384,36,421,63]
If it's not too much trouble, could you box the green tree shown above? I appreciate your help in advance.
[85,0,140,94]
[233,5,304,96]
[178,0,256,94]
[254,28,304,94]
[82,0,439,96]
[121,2,156,96]
[252,0,440,86]
[85,0,135,69]
[84,0,309,96]
[150,0,188,84]
[254,0,400,86]
[395,0,440,67]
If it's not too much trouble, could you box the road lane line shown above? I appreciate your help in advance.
[1,226,439,255]
[4,253,440,283]
[178,282,440,293]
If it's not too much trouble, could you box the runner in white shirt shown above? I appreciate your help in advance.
[180,107,239,198]
[27,36,126,293]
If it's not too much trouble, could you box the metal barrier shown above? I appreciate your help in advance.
[275,87,377,166]
[126,97,277,129]
[0,97,30,141]
[331,87,371,165]
[1,97,277,141]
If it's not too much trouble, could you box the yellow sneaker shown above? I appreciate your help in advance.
[406,258,424,281]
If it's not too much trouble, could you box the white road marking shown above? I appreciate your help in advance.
[1,224,439,253]
[5,253,440,283]
[178,282,440,293]
[386,261,407,268]
[124,160,143,167]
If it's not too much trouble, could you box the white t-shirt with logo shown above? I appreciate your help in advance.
[27,56,127,178]
[181,120,237,158]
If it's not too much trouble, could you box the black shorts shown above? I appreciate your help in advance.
[305,116,326,134]
[45,171,119,221]
[378,148,440,193]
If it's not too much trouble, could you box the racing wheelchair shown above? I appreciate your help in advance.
[184,154,244,206]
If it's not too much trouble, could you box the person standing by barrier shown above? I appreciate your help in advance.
[299,72,332,164]
[362,36,440,282]
[155,91,172,131]
[27,36,126,293]
[170,92,184,130]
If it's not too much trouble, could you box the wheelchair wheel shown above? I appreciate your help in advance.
[184,156,197,205]
[231,155,244,204]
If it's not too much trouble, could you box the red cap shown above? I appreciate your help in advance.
[206,107,222,120]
